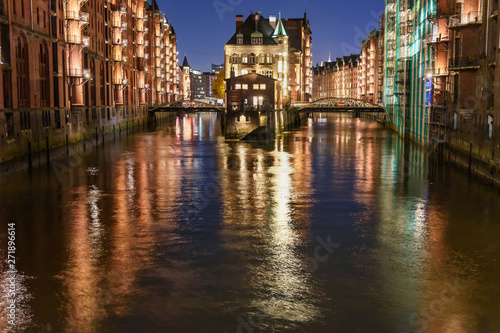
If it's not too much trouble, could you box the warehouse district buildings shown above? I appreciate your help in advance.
[0,0,182,162]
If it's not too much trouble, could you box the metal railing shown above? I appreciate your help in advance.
[449,11,482,28]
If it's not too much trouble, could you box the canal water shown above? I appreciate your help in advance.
[1,113,500,333]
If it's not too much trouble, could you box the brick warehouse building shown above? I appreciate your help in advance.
[312,23,384,105]
[383,0,500,178]
[0,0,182,163]
[312,55,361,100]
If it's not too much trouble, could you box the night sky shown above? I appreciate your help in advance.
[156,0,385,72]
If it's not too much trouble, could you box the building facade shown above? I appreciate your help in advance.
[384,0,500,172]
[0,0,181,163]
[226,72,283,111]
[224,12,312,106]
[312,25,384,104]
[359,29,384,105]
[312,55,361,100]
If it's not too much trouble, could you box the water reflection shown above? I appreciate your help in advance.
[1,112,500,332]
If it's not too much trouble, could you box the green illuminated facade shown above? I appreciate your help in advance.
[384,0,437,145]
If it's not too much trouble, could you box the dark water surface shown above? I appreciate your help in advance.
[1,113,500,333]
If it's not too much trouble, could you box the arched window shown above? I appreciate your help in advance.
[258,53,265,64]
[16,34,30,107]
[100,62,105,105]
[90,58,96,105]
[232,53,238,64]
[62,50,66,106]
[249,53,256,65]
[39,42,49,107]
[241,69,248,75]
[266,53,273,64]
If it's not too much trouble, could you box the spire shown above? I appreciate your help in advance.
[272,12,288,38]
[328,51,331,62]
[182,55,189,68]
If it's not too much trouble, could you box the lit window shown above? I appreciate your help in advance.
[232,53,238,63]
[235,84,241,89]
[260,84,266,90]
[251,38,262,44]
[253,84,259,90]
[242,84,248,90]
[242,54,248,64]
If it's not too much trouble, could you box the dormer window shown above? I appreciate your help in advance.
[237,37,243,44]
[251,37,262,44]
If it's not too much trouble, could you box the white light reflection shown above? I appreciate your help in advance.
[87,185,104,253]
[253,151,319,323]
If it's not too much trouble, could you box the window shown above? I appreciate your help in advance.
[241,69,248,75]
[54,110,61,129]
[237,37,243,44]
[100,63,105,105]
[266,53,272,64]
[232,53,238,63]
[242,54,248,64]
[42,110,51,127]
[258,53,265,64]
[16,34,30,107]
[242,84,248,90]
[266,70,273,78]
[260,84,266,90]
[235,84,241,90]
[488,115,494,139]
[39,42,50,107]
[251,37,262,44]
[453,112,458,130]
[253,84,259,90]
[249,53,256,64]
[20,111,30,130]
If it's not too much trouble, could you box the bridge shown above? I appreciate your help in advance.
[294,98,385,113]
[150,100,225,113]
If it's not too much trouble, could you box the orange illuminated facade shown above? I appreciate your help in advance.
[0,0,182,162]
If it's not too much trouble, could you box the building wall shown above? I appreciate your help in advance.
[0,0,181,163]
[224,13,312,105]
[312,56,361,100]
[382,0,500,179]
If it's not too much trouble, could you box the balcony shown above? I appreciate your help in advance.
[112,50,123,62]
[449,12,482,29]
[426,34,449,44]
[66,35,90,46]
[449,57,480,70]
[427,67,449,77]
[68,68,90,78]
[66,10,89,22]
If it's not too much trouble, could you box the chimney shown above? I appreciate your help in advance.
[254,13,260,31]
[236,15,243,32]
[269,15,276,29]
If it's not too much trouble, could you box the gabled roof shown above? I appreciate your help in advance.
[182,56,189,67]
[226,14,277,46]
